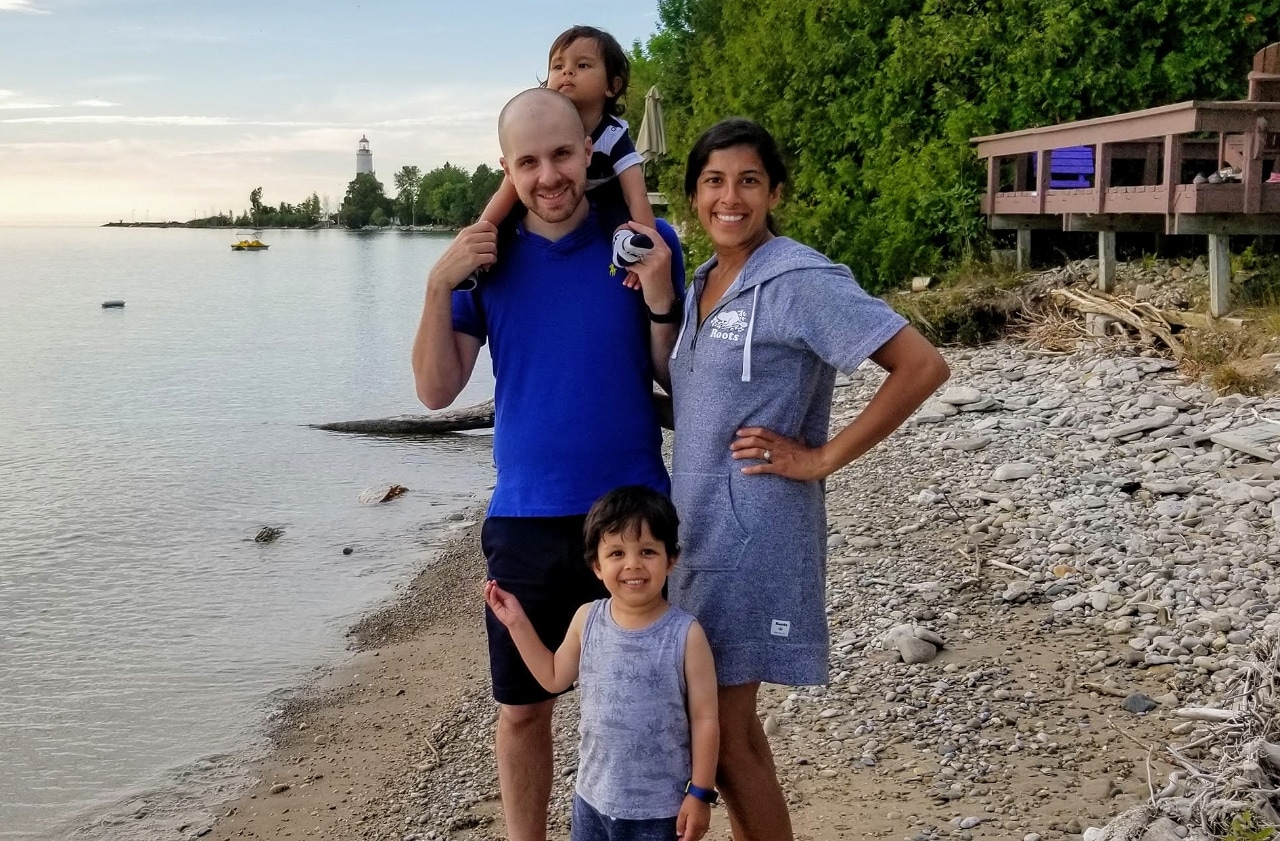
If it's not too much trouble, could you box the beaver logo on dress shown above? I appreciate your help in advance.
[708,309,749,342]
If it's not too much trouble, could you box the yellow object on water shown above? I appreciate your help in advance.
[231,232,270,250]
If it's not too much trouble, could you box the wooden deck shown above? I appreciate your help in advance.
[971,69,1280,317]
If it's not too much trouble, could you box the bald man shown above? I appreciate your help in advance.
[411,88,686,841]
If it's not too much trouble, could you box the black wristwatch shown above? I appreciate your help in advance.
[647,297,684,324]
[684,780,718,804]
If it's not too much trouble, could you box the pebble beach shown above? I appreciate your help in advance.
[204,338,1280,841]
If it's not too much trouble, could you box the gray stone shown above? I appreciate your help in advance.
[941,436,993,452]
[993,463,1037,481]
[938,386,984,405]
[1122,693,1158,714]
[898,636,939,664]
[1094,412,1178,441]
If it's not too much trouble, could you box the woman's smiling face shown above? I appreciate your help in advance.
[693,144,781,255]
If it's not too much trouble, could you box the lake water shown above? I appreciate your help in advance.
[0,227,496,840]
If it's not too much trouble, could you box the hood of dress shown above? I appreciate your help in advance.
[711,235,850,294]
[671,236,855,381]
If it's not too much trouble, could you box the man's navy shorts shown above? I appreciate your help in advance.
[481,515,607,706]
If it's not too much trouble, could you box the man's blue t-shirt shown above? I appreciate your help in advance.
[451,214,684,517]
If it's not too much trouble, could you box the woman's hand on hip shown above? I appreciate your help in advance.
[732,426,831,481]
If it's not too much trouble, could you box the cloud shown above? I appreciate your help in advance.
[0,102,58,110]
[0,0,51,13]
[74,100,120,108]
[2,113,492,128]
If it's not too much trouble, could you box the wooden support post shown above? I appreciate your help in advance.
[1095,143,1112,214]
[1036,150,1050,215]
[1208,234,1232,317]
[1098,230,1116,293]
[1163,134,1182,214]
[1016,229,1032,272]
[985,156,999,215]
[1243,120,1263,214]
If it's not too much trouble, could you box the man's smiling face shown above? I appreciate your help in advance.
[499,92,591,226]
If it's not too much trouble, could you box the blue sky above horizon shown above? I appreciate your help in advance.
[0,0,664,225]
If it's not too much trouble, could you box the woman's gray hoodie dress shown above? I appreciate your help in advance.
[668,236,907,686]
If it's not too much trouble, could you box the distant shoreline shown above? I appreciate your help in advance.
[100,221,461,233]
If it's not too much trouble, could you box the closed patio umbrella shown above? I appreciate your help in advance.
[635,86,667,163]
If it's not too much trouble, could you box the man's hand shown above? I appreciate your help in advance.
[483,580,528,629]
[676,796,711,841]
[429,221,499,292]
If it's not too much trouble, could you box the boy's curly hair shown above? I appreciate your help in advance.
[583,486,679,565]
[546,25,630,117]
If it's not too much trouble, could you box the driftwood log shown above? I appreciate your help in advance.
[312,399,495,435]
[312,392,675,436]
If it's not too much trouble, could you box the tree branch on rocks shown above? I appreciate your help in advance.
[1050,288,1185,360]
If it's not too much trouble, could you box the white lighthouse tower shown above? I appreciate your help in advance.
[356,135,374,175]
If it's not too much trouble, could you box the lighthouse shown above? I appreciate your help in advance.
[356,135,374,175]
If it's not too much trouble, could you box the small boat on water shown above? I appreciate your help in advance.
[231,231,269,251]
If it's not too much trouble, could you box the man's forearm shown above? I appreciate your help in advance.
[412,281,467,409]
[649,321,678,393]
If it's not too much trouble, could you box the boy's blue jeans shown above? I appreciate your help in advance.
[572,794,678,841]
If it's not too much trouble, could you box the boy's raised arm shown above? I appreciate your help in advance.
[483,580,584,693]
[678,621,719,841]
[617,165,656,230]
[477,176,519,227]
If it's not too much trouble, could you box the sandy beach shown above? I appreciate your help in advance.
[205,340,1280,841]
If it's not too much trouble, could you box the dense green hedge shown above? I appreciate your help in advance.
[631,0,1278,292]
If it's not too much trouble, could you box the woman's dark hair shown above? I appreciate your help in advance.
[583,486,680,564]
[545,25,630,117]
[684,117,789,234]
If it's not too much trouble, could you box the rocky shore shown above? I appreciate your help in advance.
[206,338,1280,841]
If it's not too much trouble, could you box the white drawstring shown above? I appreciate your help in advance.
[741,286,760,382]
[670,289,693,360]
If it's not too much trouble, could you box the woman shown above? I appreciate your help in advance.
[667,118,950,840]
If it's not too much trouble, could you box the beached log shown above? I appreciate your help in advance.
[313,400,495,435]
[313,391,676,436]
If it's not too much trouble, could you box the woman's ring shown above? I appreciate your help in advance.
[762,449,772,463]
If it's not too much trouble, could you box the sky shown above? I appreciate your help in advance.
[0,0,665,226]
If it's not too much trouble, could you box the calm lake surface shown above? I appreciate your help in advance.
[0,227,496,840]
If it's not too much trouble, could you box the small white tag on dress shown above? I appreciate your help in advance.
[770,619,791,637]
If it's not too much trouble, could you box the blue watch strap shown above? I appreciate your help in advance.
[684,780,718,804]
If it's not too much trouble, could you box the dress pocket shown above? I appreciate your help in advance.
[672,472,751,571]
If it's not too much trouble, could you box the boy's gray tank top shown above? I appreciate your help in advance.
[576,599,694,820]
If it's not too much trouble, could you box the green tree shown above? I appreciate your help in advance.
[470,164,504,220]
[341,172,393,229]
[394,165,422,226]
[639,0,1279,291]
[300,193,322,227]
[249,186,264,227]
[418,163,471,225]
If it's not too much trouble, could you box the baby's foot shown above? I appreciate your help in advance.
[612,230,654,271]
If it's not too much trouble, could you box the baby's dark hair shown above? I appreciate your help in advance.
[583,486,679,564]
[546,25,631,117]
